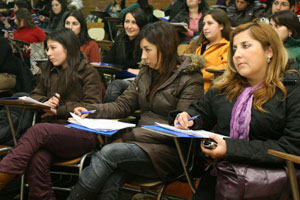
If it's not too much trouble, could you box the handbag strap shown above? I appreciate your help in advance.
[234,164,248,200]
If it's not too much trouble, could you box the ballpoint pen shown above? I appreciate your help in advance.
[52,93,62,106]
[80,110,96,114]
[176,114,200,125]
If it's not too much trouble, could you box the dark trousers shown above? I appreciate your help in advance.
[0,123,98,200]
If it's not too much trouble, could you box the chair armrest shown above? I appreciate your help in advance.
[268,149,300,165]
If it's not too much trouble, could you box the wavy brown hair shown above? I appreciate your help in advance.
[213,21,289,112]
[15,8,37,29]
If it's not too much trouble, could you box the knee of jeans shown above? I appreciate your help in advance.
[94,143,124,164]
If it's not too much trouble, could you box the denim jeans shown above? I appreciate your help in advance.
[78,142,159,200]
[103,79,131,103]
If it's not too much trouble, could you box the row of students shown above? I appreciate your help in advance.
[66,19,300,199]
[0,5,298,200]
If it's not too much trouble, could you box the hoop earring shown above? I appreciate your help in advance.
[267,56,271,64]
[289,33,292,38]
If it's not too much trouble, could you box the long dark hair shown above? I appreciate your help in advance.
[137,0,153,16]
[269,10,300,39]
[43,28,82,98]
[185,8,231,54]
[114,0,126,9]
[138,21,180,95]
[63,10,92,46]
[49,0,67,19]
[15,8,37,29]
[119,7,148,63]
[182,0,209,14]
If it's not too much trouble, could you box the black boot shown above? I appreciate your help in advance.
[67,183,96,200]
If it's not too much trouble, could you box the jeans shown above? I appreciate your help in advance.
[103,79,131,103]
[77,142,159,200]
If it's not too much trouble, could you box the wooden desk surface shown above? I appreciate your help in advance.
[0,99,51,111]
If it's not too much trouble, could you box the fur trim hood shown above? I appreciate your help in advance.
[139,54,206,73]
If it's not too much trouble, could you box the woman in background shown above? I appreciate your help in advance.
[104,0,126,17]
[120,0,154,22]
[102,7,148,102]
[64,10,101,63]
[12,8,46,61]
[185,8,230,92]
[270,10,300,70]
[171,0,209,42]
[0,28,102,199]
[174,21,300,200]
[226,0,265,27]
[44,0,68,31]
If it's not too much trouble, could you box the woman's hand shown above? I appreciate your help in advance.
[41,107,57,118]
[44,93,60,108]
[201,134,227,159]
[74,107,89,119]
[39,15,46,22]
[174,112,194,130]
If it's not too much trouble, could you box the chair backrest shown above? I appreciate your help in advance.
[88,28,105,41]
[153,9,165,19]
[87,22,104,29]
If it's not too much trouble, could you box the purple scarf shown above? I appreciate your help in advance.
[230,86,254,140]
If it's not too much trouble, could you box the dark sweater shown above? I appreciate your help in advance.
[102,33,141,70]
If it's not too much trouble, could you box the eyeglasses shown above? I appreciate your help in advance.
[273,1,290,7]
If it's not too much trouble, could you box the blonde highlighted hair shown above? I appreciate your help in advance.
[213,21,289,112]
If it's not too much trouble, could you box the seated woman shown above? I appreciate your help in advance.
[269,10,300,70]
[66,21,205,200]
[10,8,46,65]
[184,8,230,92]
[64,10,101,63]
[171,0,209,43]
[226,0,265,27]
[64,10,105,99]
[261,0,295,22]
[104,0,126,17]
[102,7,148,102]
[0,28,102,199]
[173,21,300,200]
[120,0,154,22]
[44,0,68,32]
[271,0,295,13]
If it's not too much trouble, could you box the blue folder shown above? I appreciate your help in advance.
[66,124,118,136]
[142,125,204,138]
[115,69,137,79]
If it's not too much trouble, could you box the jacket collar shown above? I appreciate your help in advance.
[283,59,300,84]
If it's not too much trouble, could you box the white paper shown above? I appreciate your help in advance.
[69,112,136,131]
[155,123,228,138]
[19,96,52,108]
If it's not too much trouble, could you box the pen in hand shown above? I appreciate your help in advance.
[80,110,96,114]
[176,114,200,125]
[52,93,61,106]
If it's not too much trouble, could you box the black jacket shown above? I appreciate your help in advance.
[226,2,266,27]
[185,61,300,167]
[102,33,141,70]
[0,36,33,92]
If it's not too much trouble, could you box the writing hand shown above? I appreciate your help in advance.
[44,93,60,107]
[174,112,194,130]
[74,107,89,119]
